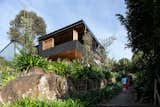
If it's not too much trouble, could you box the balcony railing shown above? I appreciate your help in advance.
[38,40,86,57]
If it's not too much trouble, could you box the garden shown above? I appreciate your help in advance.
[0,50,125,107]
[1,1,159,105]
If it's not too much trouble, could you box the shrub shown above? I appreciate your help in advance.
[14,52,111,80]
[69,66,105,79]
[102,70,112,80]
[47,59,70,77]
[47,60,106,79]
[14,51,48,71]
[70,82,122,105]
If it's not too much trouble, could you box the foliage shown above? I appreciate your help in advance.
[0,57,9,66]
[14,51,48,71]
[2,98,87,107]
[0,57,19,88]
[132,51,146,71]
[13,51,112,79]
[103,57,116,69]
[8,10,46,43]
[47,60,108,79]
[117,0,160,103]
[117,58,130,71]
[117,0,159,55]
[112,58,133,74]
[0,57,13,72]
[0,82,121,107]
[134,70,154,103]
[13,51,110,79]
[82,32,93,66]
[99,36,116,55]
[111,72,122,82]
[47,59,70,77]
[0,71,19,88]
[70,83,122,105]
[73,66,105,79]
[8,10,47,54]
[102,70,112,80]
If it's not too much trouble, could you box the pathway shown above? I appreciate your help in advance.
[98,86,148,106]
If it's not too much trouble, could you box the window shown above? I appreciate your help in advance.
[42,38,54,50]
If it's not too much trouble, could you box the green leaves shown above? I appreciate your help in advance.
[70,83,122,105]
[47,60,108,79]
[2,98,87,107]
[0,71,19,88]
[14,52,112,80]
[14,52,48,71]
[8,10,46,42]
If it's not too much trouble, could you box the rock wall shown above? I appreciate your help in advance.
[0,67,108,104]
[0,73,69,104]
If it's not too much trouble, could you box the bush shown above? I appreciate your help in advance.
[47,59,107,79]
[14,51,48,71]
[14,52,112,80]
[70,82,122,105]
[102,70,112,80]
[47,59,70,77]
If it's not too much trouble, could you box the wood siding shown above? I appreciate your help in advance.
[73,30,78,40]
[42,38,54,50]
[38,40,86,60]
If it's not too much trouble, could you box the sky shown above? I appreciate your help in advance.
[0,0,133,60]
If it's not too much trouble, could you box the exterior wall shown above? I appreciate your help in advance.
[42,38,54,50]
[83,32,93,51]
[38,22,105,63]
[73,30,78,40]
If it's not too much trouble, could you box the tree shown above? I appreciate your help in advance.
[132,51,146,71]
[117,0,160,103]
[114,58,132,72]
[117,0,160,63]
[98,36,116,66]
[8,10,46,46]
[100,36,116,52]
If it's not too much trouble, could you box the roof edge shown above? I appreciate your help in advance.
[39,20,104,48]
[39,20,84,40]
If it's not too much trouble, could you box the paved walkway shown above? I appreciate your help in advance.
[98,86,140,106]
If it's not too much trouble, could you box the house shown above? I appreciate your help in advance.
[37,20,105,64]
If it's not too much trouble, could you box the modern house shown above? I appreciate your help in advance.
[38,20,105,64]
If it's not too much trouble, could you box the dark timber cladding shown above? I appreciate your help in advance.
[38,20,104,61]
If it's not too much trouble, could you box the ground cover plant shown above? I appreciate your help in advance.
[1,98,87,107]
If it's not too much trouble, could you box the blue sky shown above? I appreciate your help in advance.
[0,0,133,60]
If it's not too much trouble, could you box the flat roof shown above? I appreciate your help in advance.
[39,20,104,48]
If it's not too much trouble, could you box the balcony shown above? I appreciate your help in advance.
[38,40,86,60]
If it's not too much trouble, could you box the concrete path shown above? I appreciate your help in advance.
[98,86,140,106]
